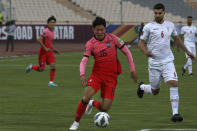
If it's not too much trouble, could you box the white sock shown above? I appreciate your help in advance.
[49,81,53,83]
[183,63,188,70]
[140,84,152,94]
[188,65,192,74]
[170,87,179,115]
[89,99,93,106]
[188,58,192,74]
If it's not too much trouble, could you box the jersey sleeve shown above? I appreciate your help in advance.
[41,29,48,38]
[171,23,178,37]
[140,25,149,41]
[180,26,185,35]
[195,26,197,34]
[83,41,92,57]
[111,34,125,49]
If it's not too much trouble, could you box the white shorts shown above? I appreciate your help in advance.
[148,61,178,90]
[184,42,196,58]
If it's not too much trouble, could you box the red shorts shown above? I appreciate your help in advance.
[38,51,55,67]
[87,74,117,100]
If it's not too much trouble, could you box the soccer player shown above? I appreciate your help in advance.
[137,3,195,122]
[69,17,138,130]
[25,16,59,87]
[180,16,197,77]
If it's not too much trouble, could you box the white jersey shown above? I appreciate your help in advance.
[140,21,178,66]
[181,25,197,47]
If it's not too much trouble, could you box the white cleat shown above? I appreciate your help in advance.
[69,121,79,130]
[25,64,33,73]
[85,99,93,115]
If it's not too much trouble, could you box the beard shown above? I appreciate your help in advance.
[187,22,192,26]
[155,17,163,23]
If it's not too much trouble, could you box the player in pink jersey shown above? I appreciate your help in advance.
[25,16,59,87]
[69,17,138,130]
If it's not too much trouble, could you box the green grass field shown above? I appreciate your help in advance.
[0,48,197,131]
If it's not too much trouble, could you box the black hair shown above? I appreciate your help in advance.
[92,17,106,28]
[187,16,192,19]
[153,3,165,11]
[47,16,56,23]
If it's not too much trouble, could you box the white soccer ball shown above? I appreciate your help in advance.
[94,112,110,127]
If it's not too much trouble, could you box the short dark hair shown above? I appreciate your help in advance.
[187,16,192,19]
[92,17,106,28]
[47,16,56,23]
[153,3,165,11]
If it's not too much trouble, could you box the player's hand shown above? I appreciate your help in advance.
[187,52,195,61]
[145,51,153,57]
[130,72,138,83]
[53,49,60,54]
[80,75,86,86]
[45,48,50,52]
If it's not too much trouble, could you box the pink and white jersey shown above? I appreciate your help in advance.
[181,25,197,46]
[140,21,178,66]
[40,27,54,52]
[84,33,125,75]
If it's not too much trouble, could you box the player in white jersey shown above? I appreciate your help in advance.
[180,16,197,77]
[137,3,195,122]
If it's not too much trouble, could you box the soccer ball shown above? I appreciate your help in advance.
[94,112,110,127]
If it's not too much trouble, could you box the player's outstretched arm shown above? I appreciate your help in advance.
[80,57,89,86]
[174,36,195,60]
[138,39,153,57]
[120,46,138,83]
[52,47,60,54]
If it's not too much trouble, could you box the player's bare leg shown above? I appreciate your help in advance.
[48,63,58,87]
[167,80,183,122]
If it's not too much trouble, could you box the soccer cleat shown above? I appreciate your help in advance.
[171,114,183,122]
[25,64,33,73]
[69,121,79,130]
[189,73,193,77]
[48,82,58,87]
[137,82,144,98]
[85,99,93,115]
[181,67,186,76]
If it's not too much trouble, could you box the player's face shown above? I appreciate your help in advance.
[48,20,56,30]
[154,9,165,23]
[93,25,106,41]
[187,18,192,26]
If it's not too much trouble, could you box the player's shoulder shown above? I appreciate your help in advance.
[164,21,175,27]
[107,33,118,40]
[86,37,95,46]
[144,22,155,29]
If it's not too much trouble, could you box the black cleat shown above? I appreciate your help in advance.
[181,67,186,76]
[137,82,144,98]
[171,114,183,122]
[189,73,193,77]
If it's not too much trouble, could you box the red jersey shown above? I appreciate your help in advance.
[84,33,125,76]
[40,27,54,53]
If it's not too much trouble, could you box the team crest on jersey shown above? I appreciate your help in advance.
[89,79,92,82]
[106,42,110,48]
[117,38,124,45]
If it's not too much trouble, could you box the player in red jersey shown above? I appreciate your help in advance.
[69,17,138,130]
[25,16,59,87]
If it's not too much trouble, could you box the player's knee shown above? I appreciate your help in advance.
[100,106,109,112]
[82,96,91,103]
[168,80,178,87]
[152,89,160,95]
[38,67,44,72]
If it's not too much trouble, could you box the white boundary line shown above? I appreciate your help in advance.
[139,129,197,131]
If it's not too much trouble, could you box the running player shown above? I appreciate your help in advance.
[180,16,197,77]
[137,3,195,122]
[25,16,59,87]
[69,17,138,130]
